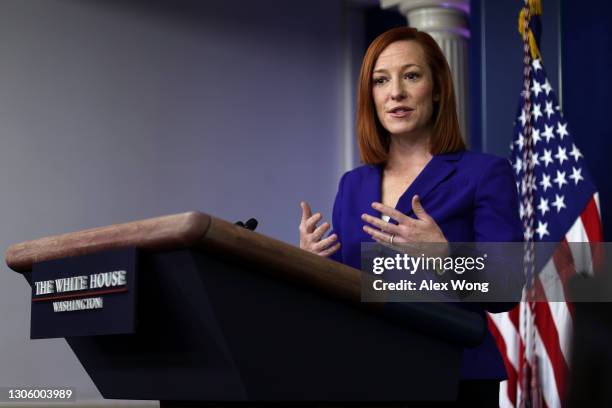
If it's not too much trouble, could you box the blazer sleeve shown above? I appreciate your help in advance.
[474,157,523,242]
[329,172,348,263]
[473,157,525,313]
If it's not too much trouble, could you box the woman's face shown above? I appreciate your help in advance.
[372,40,436,140]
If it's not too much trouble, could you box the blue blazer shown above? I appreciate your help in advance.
[329,150,523,380]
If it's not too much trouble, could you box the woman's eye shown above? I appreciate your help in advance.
[405,72,421,80]
[373,77,387,85]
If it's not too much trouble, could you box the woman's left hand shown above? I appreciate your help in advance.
[361,195,447,245]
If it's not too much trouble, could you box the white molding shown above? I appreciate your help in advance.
[381,0,469,14]
[403,7,469,38]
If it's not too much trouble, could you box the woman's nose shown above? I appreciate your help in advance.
[390,78,406,101]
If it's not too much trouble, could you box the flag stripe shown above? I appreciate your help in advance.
[534,300,568,401]
[489,313,521,372]
[488,316,518,406]
[535,327,563,408]
[552,240,577,319]
[566,216,593,276]
[580,195,604,242]
[499,380,514,408]
[535,263,573,366]
[543,298,573,366]
[537,258,566,303]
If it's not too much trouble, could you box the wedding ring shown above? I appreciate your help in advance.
[390,234,395,245]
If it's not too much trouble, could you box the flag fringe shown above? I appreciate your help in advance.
[518,1,542,61]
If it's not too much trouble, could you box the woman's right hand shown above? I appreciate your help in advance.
[299,201,341,257]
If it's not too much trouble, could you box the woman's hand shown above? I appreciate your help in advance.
[299,201,341,257]
[361,195,448,245]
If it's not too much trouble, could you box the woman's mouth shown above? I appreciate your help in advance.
[387,106,414,118]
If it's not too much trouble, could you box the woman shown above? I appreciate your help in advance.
[299,27,522,403]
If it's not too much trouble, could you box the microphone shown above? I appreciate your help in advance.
[244,218,258,231]
[235,218,258,231]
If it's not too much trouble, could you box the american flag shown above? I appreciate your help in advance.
[487,17,603,408]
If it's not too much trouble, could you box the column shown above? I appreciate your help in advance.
[381,0,470,143]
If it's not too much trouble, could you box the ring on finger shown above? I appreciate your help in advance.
[390,233,395,245]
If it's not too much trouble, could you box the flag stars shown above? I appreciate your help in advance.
[536,221,550,239]
[532,128,542,146]
[511,61,595,245]
[570,144,583,161]
[541,149,554,167]
[552,194,566,213]
[553,170,568,189]
[544,101,555,119]
[514,157,523,175]
[537,197,550,216]
[569,166,584,185]
[532,59,543,72]
[531,81,543,98]
[542,124,555,143]
[556,122,569,140]
[542,79,553,95]
[540,173,552,192]
[515,134,525,150]
[532,103,543,121]
[555,146,569,165]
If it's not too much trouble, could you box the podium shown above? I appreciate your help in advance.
[5,212,485,405]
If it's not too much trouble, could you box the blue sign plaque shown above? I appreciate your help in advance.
[30,248,137,339]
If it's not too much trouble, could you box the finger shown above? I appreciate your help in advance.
[371,202,411,224]
[311,221,331,242]
[313,233,337,252]
[373,236,394,249]
[411,195,431,221]
[361,213,401,235]
[300,201,312,223]
[319,242,341,257]
[304,212,322,233]
[372,236,406,253]
[363,224,393,243]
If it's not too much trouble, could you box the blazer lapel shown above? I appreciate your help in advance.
[395,151,463,217]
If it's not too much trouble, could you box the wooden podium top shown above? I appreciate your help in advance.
[5,211,363,304]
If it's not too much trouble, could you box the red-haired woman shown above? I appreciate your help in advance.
[299,27,522,404]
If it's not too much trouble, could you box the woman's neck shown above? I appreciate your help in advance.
[385,132,432,175]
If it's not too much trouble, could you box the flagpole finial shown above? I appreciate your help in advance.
[518,0,542,61]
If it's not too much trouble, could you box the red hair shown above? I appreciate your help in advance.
[357,27,465,164]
